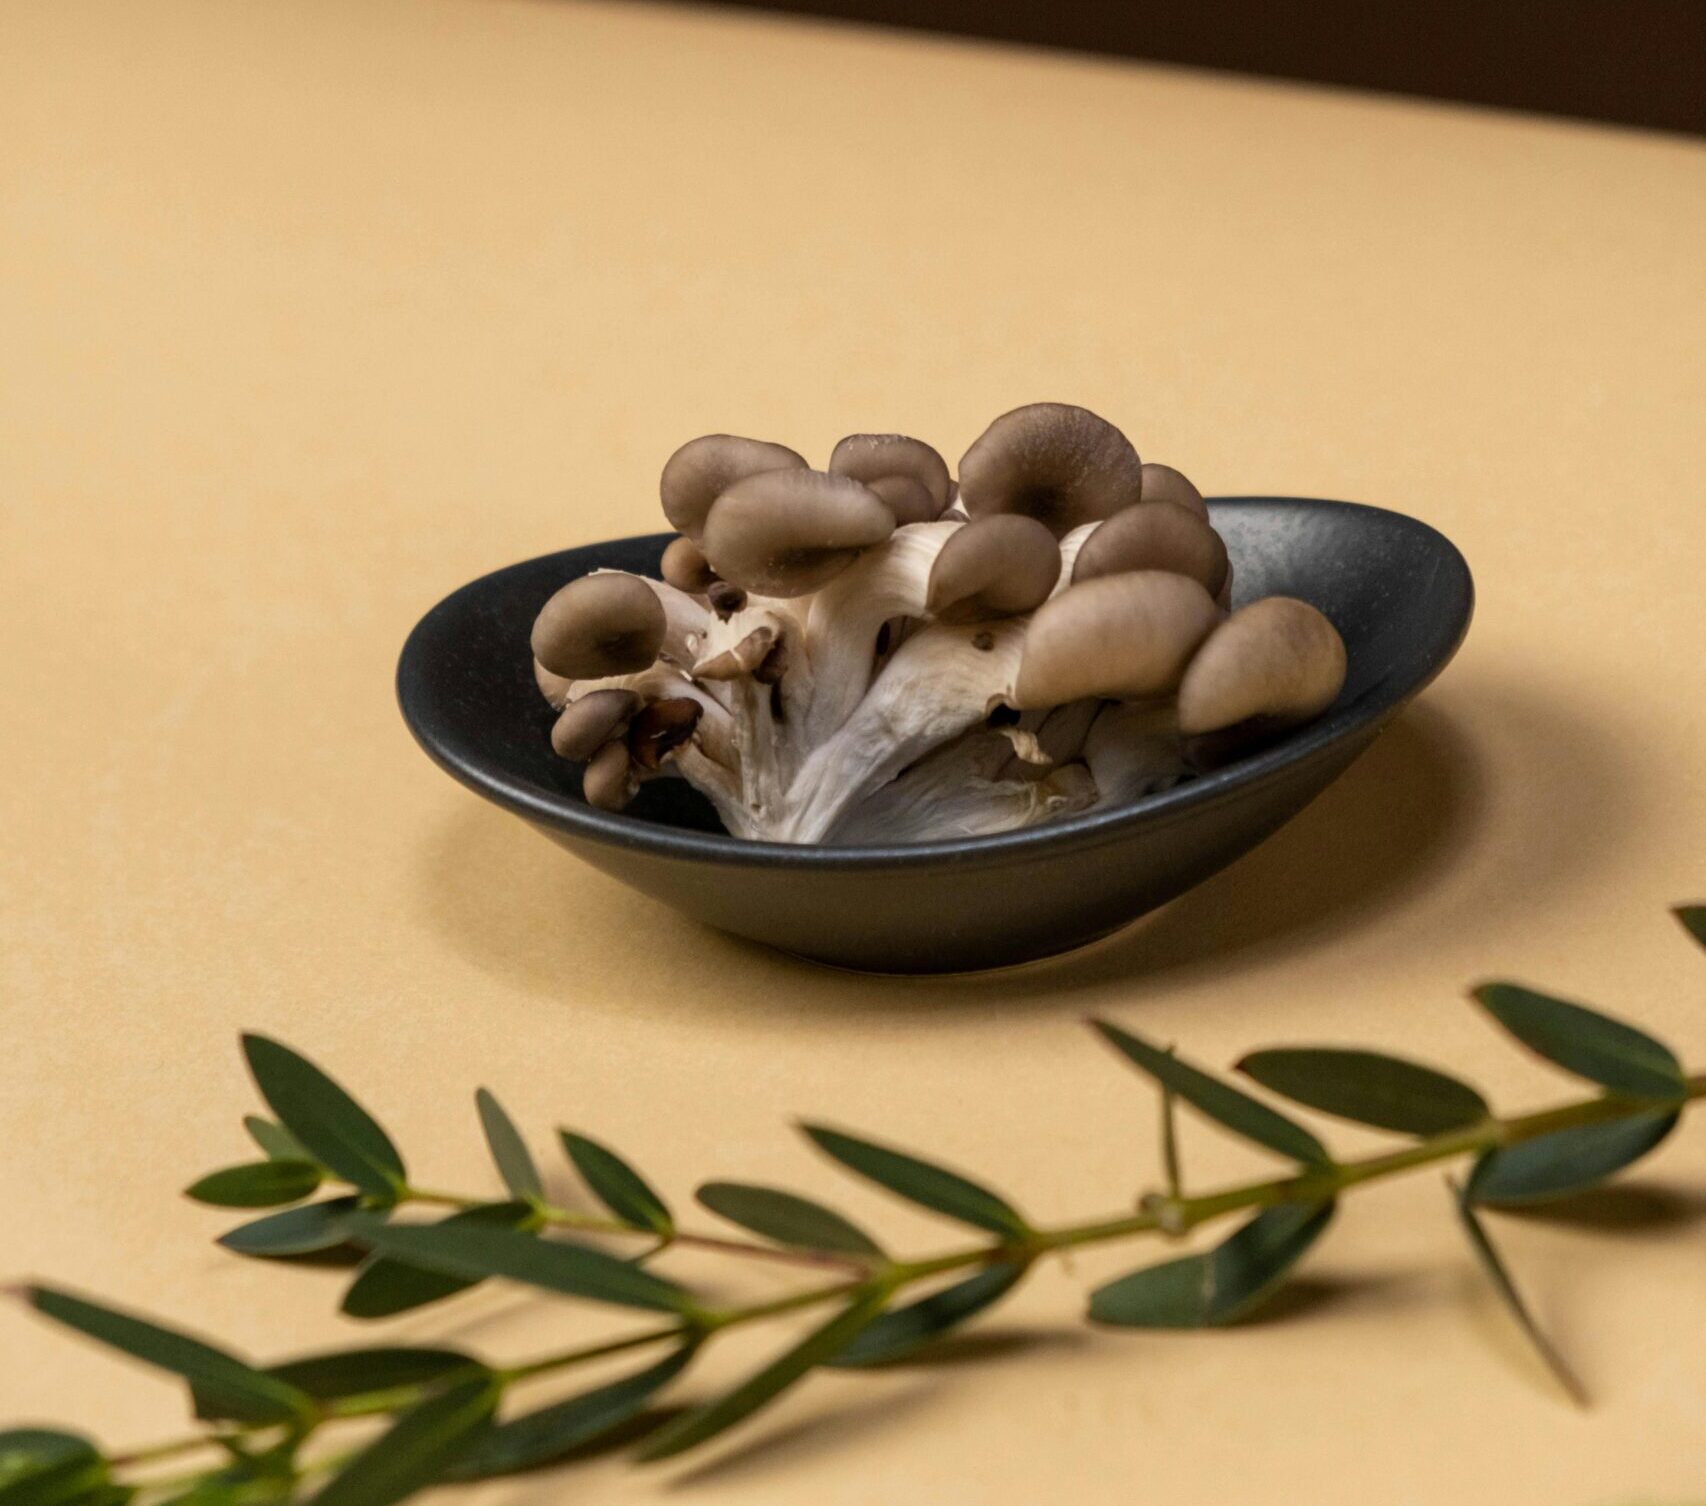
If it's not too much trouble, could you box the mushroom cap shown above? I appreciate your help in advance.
[660,434,808,540]
[1012,571,1221,708]
[1071,499,1230,596]
[863,474,941,527]
[926,514,1062,624]
[1138,463,1208,521]
[700,469,896,597]
[1176,596,1347,736]
[828,434,952,521]
[531,572,668,680]
[627,696,704,770]
[551,688,641,760]
[580,740,638,811]
[534,658,574,709]
[957,403,1144,536]
[660,535,718,594]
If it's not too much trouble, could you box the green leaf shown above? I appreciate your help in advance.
[266,1346,479,1399]
[0,1432,99,1493]
[240,1035,406,1198]
[476,1090,542,1201]
[184,1161,322,1209]
[1089,1201,1335,1327]
[800,1126,1028,1237]
[696,1183,884,1257]
[560,1132,673,1235]
[242,1117,312,1164]
[1450,1180,1586,1404]
[1470,984,1685,1099]
[637,1289,889,1461]
[342,1202,535,1320]
[1236,1048,1491,1136]
[345,1215,695,1313]
[0,1451,109,1506]
[311,1372,499,1506]
[447,1344,697,1479]
[1674,904,1706,951]
[1092,1020,1331,1167]
[828,1263,1026,1367]
[217,1196,361,1259]
[1466,1111,1679,1205]
[24,1287,308,1426]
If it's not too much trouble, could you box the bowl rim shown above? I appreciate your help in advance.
[397,497,1472,871]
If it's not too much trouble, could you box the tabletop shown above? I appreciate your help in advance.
[4,2,1705,1501]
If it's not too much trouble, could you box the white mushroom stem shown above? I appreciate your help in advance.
[781,619,1026,842]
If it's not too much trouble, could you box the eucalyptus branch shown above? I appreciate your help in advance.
[6,904,1703,1506]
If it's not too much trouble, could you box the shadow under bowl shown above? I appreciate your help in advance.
[397,498,1472,973]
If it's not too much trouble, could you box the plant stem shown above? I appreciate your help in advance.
[115,1071,1706,1491]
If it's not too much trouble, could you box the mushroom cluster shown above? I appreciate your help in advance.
[530,403,1347,844]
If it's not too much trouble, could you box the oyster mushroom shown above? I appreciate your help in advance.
[1071,500,1229,597]
[958,403,1144,536]
[701,468,896,597]
[1177,596,1347,764]
[660,434,807,540]
[531,573,667,680]
[528,404,1350,843]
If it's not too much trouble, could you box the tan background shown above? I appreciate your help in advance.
[4,1,1705,1501]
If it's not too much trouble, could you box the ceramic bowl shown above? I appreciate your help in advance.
[397,498,1471,972]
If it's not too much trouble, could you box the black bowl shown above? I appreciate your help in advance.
[397,499,1471,972]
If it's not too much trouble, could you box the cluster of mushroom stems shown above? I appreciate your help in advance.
[530,403,1347,845]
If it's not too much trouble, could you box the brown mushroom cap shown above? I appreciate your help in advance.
[627,697,704,770]
[1176,596,1346,737]
[700,469,896,597]
[863,474,941,526]
[1071,499,1230,596]
[550,688,641,761]
[660,535,718,594]
[1012,571,1221,708]
[1138,463,1208,521]
[828,434,952,522]
[580,740,638,811]
[660,434,807,540]
[926,514,1062,624]
[534,658,574,709]
[531,573,668,680]
[957,403,1144,536]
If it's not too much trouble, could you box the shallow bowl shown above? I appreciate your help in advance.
[397,499,1472,972]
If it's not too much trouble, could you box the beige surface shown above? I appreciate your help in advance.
[4,0,1706,1500]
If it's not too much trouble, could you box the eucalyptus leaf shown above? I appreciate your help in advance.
[696,1183,884,1257]
[828,1263,1026,1367]
[1236,1048,1490,1135]
[1466,1111,1680,1205]
[25,1288,308,1426]
[1449,1180,1586,1404]
[476,1090,542,1201]
[0,1452,109,1506]
[1675,904,1706,950]
[1093,1021,1331,1167]
[184,1161,322,1209]
[217,1196,361,1259]
[560,1132,672,1235]
[311,1373,499,1506]
[1470,984,1685,1099]
[637,1290,889,1461]
[1089,1201,1335,1328]
[0,1432,99,1497]
[447,1345,697,1479]
[241,1035,406,1198]
[342,1202,535,1320]
[800,1127,1028,1237]
[242,1117,312,1165]
[346,1215,695,1313]
[266,1346,479,1399]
